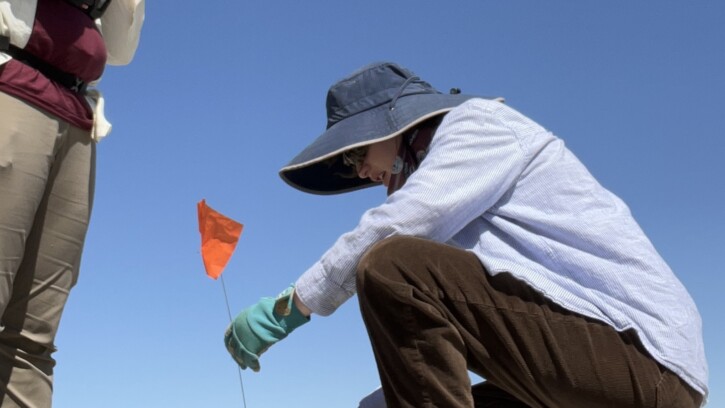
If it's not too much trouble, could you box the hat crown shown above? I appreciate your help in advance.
[281,61,478,195]
[325,62,439,129]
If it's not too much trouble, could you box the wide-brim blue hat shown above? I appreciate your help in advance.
[279,62,486,195]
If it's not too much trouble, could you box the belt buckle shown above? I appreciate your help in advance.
[70,77,87,94]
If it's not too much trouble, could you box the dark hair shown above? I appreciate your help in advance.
[341,146,369,170]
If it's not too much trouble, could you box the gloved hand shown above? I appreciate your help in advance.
[224,285,310,372]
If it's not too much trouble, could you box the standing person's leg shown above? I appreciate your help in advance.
[356,236,702,408]
[0,92,95,408]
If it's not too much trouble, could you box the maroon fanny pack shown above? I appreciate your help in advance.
[0,35,87,93]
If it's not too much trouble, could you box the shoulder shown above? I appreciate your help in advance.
[442,97,518,127]
[452,97,505,114]
[442,97,531,129]
[448,97,548,137]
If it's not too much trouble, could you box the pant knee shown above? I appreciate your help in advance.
[358,235,412,274]
[356,236,421,295]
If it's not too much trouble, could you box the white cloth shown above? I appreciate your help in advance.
[295,98,708,401]
[97,0,145,66]
[358,387,386,408]
[0,0,36,48]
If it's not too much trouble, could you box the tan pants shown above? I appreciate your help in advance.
[357,236,703,408]
[0,92,95,408]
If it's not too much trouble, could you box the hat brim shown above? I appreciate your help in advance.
[279,93,477,195]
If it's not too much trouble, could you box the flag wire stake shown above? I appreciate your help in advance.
[220,274,248,408]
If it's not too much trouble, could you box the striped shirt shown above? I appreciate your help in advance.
[295,98,708,399]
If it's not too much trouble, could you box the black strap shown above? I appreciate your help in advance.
[65,0,113,19]
[0,35,87,93]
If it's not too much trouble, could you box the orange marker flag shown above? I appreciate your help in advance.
[197,199,244,280]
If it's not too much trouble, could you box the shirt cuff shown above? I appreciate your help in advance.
[294,261,353,316]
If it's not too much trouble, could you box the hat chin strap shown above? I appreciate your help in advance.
[389,76,421,110]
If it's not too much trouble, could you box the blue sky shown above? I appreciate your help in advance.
[51,2,723,407]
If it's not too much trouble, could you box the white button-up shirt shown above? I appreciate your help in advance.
[295,98,708,399]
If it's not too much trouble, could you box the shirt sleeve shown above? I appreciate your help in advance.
[99,0,145,65]
[0,0,37,48]
[295,98,534,316]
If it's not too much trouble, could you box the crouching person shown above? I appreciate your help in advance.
[225,62,707,408]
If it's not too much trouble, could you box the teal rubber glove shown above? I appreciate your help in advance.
[224,285,309,372]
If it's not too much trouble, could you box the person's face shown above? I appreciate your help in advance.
[357,136,401,187]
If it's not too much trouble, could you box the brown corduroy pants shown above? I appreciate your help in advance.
[356,236,702,408]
